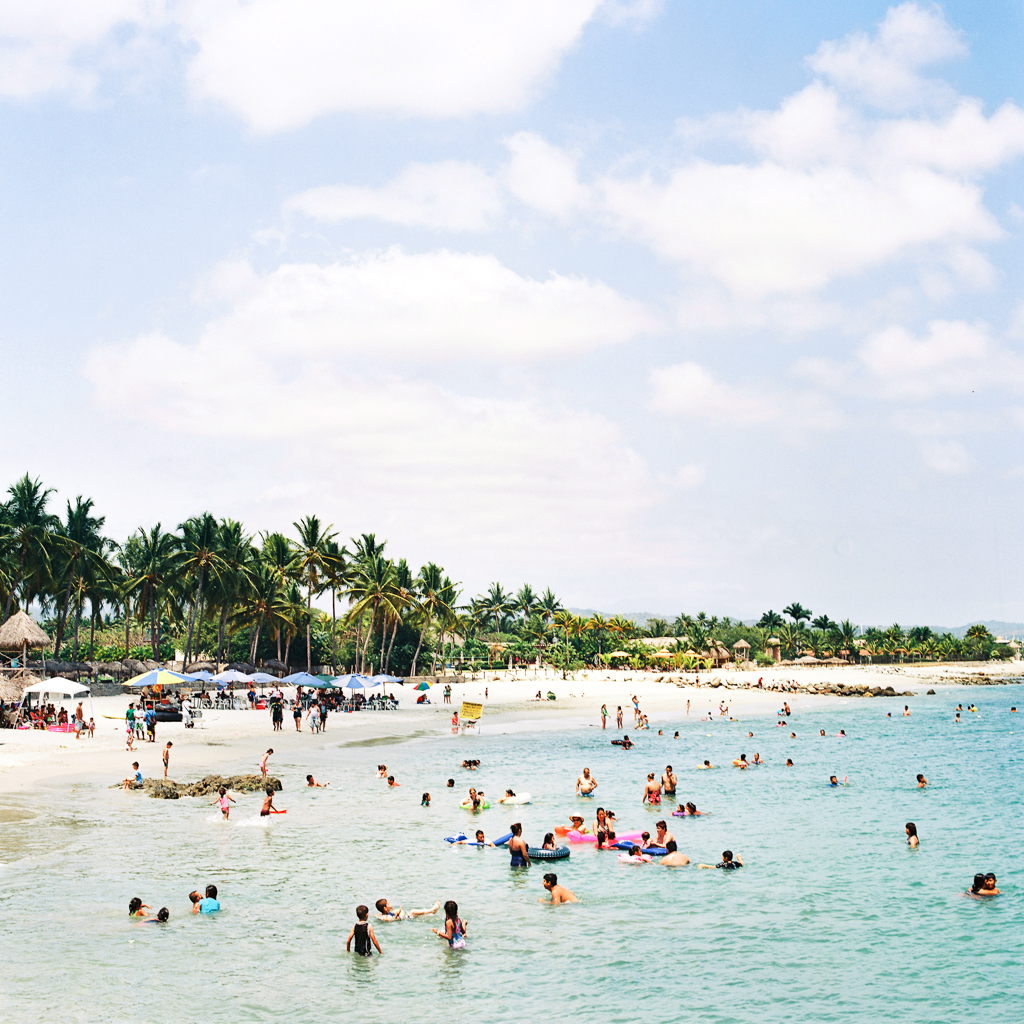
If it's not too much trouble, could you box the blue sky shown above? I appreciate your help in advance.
[1,1,1022,625]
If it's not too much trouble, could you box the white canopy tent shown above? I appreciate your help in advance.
[18,677,93,727]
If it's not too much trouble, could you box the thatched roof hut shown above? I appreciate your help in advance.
[0,611,51,651]
[0,674,30,701]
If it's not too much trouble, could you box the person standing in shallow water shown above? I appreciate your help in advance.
[508,822,530,867]
[347,905,382,956]
[600,704,608,730]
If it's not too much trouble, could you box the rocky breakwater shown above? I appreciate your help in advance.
[112,773,282,799]
[666,676,917,698]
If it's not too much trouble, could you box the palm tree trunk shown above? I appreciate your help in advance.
[250,611,265,664]
[410,620,428,677]
[73,594,82,662]
[330,588,337,674]
[354,615,363,673]
[385,618,399,673]
[379,615,389,670]
[360,606,376,672]
[124,595,131,661]
[90,601,97,660]
[216,605,228,664]
[150,586,158,660]
[306,584,313,673]
[183,567,205,666]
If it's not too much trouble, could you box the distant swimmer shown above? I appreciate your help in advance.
[786,759,794,766]
[660,841,690,867]
[212,787,236,819]
[1012,707,1018,713]
[190,885,220,913]
[698,850,743,870]
[662,765,677,795]
[387,776,400,788]
[498,790,518,804]
[838,730,846,737]
[422,793,431,806]
[954,713,961,723]
[306,775,328,787]
[453,830,495,847]
[577,768,597,796]
[674,731,680,738]
[906,822,919,848]
[611,735,633,749]
[916,774,928,788]
[643,773,662,804]
[747,732,754,738]
[375,898,440,920]
[753,753,763,764]
[982,873,999,895]
[508,822,531,867]
[903,706,911,716]
[820,730,826,737]
[447,779,455,788]
[734,754,749,769]
[698,760,713,769]
[376,765,388,778]
[790,732,796,738]
[347,905,383,956]
[955,704,963,711]
[829,776,839,787]
[145,908,169,923]
[968,705,978,713]
[542,872,578,903]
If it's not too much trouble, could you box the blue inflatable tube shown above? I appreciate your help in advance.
[611,840,667,855]
[528,846,570,859]
[444,833,468,844]
[493,832,513,846]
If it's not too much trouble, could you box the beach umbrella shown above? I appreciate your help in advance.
[370,673,402,684]
[212,669,252,684]
[250,672,277,684]
[185,669,215,682]
[607,651,631,658]
[280,671,322,687]
[126,669,192,691]
[414,681,431,691]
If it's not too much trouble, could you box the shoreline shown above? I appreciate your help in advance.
[1,662,1020,795]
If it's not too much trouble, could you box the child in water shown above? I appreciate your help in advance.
[260,787,278,816]
[432,900,466,948]
[347,905,383,956]
[145,908,169,923]
[212,787,236,819]
[542,833,557,850]
[128,898,150,917]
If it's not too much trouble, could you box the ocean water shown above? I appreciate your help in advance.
[0,685,1021,1024]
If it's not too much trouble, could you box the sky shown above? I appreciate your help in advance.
[0,1,1022,625]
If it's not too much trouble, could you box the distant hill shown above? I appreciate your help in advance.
[569,609,1024,639]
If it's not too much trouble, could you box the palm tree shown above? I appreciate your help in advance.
[125,524,179,661]
[514,584,537,621]
[209,520,254,666]
[292,515,340,673]
[587,613,608,662]
[322,539,349,673]
[645,617,669,638]
[381,558,414,674]
[783,602,812,627]
[51,496,107,656]
[757,610,784,632]
[811,614,836,632]
[480,582,512,636]
[538,588,561,624]
[345,552,398,674]
[2,474,59,620]
[260,532,296,662]
[179,514,225,666]
[410,562,444,677]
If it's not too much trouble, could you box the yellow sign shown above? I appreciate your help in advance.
[460,701,483,721]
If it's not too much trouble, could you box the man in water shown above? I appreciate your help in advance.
[306,774,327,787]
[699,759,713,769]
[508,822,531,867]
[829,776,839,787]
[660,840,690,867]
[454,829,495,847]
[903,705,911,716]
[576,768,597,795]
[542,873,578,903]
[190,885,220,913]
[916,774,928,788]
[662,765,677,796]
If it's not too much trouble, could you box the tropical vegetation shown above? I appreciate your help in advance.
[0,475,1016,674]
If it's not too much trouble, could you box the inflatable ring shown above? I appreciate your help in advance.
[460,799,490,810]
[528,846,569,859]
[498,793,531,805]
[618,852,652,863]
[444,833,468,843]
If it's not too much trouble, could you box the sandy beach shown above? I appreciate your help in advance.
[3,661,1019,794]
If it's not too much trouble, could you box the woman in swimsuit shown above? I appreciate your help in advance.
[508,823,530,867]
[905,822,919,848]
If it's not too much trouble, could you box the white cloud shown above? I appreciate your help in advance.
[181,0,602,131]
[919,438,971,474]
[504,131,590,218]
[0,0,155,99]
[92,249,657,367]
[857,319,1023,398]
[650,361,842,430]
[807,1,965,110]
[82,351,653,561]
[285,162,504,232]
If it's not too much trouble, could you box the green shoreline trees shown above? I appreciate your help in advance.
[0,474,1015,673]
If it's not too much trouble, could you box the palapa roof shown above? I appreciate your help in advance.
[0,611,51,650]
[732,639,751,649]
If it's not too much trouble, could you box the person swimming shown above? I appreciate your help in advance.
[829,776,839,787]
[698,760,713,769]
[786,759,794,766]
[128,898,150,917]
[906,822,919,848]
[916,774,928,788]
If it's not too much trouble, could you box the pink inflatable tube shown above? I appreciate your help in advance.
[567,829,644,845]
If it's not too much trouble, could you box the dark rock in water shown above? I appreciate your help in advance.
[111,774,282,798]
[926,689,936,695]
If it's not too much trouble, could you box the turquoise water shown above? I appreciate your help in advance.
[1,685,1021,1024]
